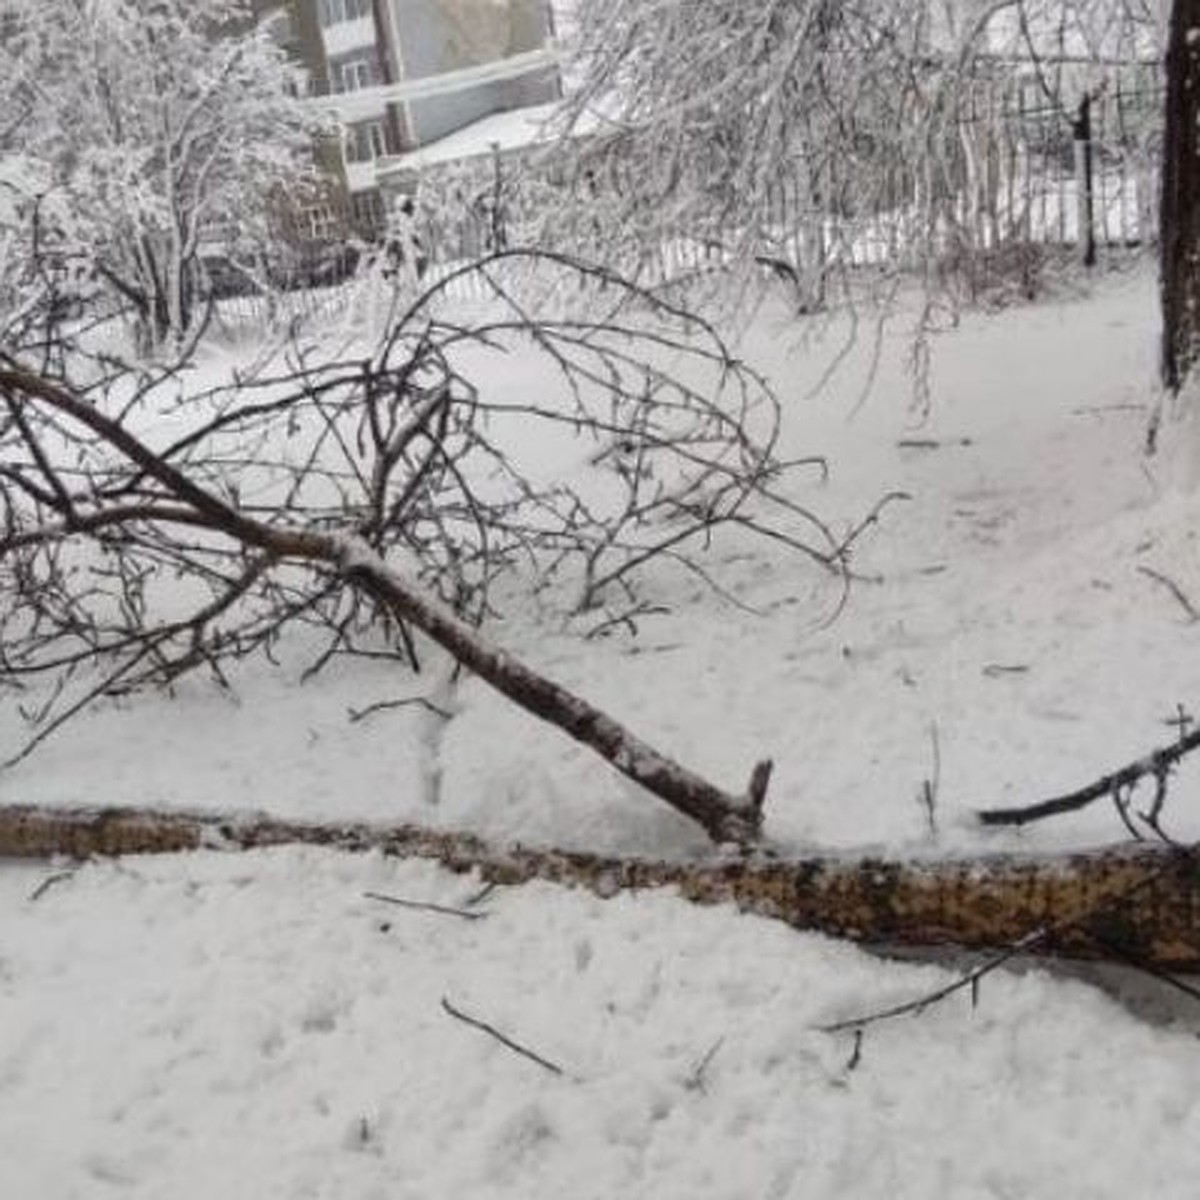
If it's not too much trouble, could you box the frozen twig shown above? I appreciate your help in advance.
[918,721,940,837]
[464,880,499,908]
[27,869,74,902]
[363,891,487,921]
[982,663,1029,678]
[684,1036,724,1094]
[440,996,565,1077]
[977,720,1200,828]
[844,1029,864,1073]
[820,929,1050,1034]
[347,697,454,723]
[1138,565,1200,623]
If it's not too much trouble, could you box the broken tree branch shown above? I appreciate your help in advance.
[4,801,1200,971]
[976,723,1200,829]
[0,364,767,846]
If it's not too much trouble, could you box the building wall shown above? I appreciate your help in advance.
[392,0,554,145]
[257,0,557,233]
[405,71,558,145]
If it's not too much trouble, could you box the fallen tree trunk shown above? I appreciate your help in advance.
[3,802,1199,971]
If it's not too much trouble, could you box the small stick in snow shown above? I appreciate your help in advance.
[28,869,75,902]
[363,891,487,920]
[684,1036,724,1094]
[464,880,499,908]
[348,697,453,723]
[1088,933,1200,1007]
[1137,565,1200,623]
[819,929,1048,1034]
[844,1029,864,1072]
[835,490,912,561]
[1164,703,1194,742]
[917,721,940,837]
[440,997,565,1077]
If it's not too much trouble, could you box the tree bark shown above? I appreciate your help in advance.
[4,801,1199,971]
[1160,0,1200,392]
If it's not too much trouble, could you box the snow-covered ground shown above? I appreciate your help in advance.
[5,263,1200,1197]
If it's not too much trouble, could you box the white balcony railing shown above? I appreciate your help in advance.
[309,47,558,124]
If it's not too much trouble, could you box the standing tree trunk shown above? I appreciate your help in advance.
[1160,0,1200,392]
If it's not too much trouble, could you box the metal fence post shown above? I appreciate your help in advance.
[1073,93,1097,267]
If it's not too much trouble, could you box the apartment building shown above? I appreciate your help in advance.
[268,0,558,236]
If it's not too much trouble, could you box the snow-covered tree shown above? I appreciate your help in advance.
[0,0,325,352]
[550,0,1164,304]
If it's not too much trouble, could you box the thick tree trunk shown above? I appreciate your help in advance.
[3,802,1199,971]
[1160,0,1200,391]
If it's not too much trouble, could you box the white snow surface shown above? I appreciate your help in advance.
[6,264,1200,1197]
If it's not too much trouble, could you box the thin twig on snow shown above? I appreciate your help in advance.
[440,996,566,1077]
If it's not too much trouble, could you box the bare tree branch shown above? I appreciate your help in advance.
[977,719,1200,828]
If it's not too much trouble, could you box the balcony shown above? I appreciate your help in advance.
[321,15,377,59]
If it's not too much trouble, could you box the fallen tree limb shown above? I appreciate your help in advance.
[0,364,767,846]
[976,723,1200,829]
[4,801,1200,971]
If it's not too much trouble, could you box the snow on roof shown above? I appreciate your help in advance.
[381,102,568,174]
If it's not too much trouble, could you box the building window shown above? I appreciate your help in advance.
[351,190,386,239]
[344,120,389,163]
[319,0,371,27]
[331,52,380,93]
[304,204,339,241]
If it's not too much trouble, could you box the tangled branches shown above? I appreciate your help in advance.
[0,251,861,841]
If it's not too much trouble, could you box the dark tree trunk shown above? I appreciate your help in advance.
[1160,0,1200,392]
